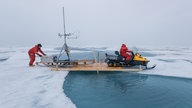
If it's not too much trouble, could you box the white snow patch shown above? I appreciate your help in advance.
[0,49,76,108]
[141,49,192,78]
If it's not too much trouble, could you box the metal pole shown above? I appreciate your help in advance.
[62,7,70,60]
[62,7,66,44]
[57,7,67,62]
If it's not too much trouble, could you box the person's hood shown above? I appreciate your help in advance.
[122,44,126,47]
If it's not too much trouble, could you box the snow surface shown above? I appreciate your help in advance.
[141,48,192,78]
[0,47,192,108]
[0,48,76,108]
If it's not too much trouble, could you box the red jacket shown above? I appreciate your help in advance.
[28,45,45,56]
[120,44,131,57]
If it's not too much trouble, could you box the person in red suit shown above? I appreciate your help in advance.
[120,44,132,61]
[28,44,46,66]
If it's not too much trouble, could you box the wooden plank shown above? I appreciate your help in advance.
[51,63,141,72]
[37,60,143,72]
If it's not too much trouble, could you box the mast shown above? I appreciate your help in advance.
[62,7,67,44]
[57,7,70,62]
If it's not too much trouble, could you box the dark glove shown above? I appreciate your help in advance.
[39,55,42,57]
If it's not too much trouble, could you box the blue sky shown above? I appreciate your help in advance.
[0,0,191,48]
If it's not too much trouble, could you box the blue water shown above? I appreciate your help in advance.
[64,72,192,108]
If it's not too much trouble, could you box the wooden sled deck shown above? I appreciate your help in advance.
[51,63,142,72]
[37,59,144,72]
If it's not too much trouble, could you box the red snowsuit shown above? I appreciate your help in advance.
[120,44,132,61]
[28,45,45,65]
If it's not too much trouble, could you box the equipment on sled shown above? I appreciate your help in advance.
[38,7,79,67]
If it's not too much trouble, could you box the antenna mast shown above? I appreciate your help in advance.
[63,7,67,44]
[57,7,70,61]
[57,7,79,62]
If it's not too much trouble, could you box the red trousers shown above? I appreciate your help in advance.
[28,52,35,65]
[121,53,131,61]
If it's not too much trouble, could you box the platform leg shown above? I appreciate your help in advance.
[56,64,59,71]
[139,65,142,71]
[97,70,99,74]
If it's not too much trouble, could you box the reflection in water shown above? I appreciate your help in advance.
[104,72,148,94]
[64,72,192,108]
